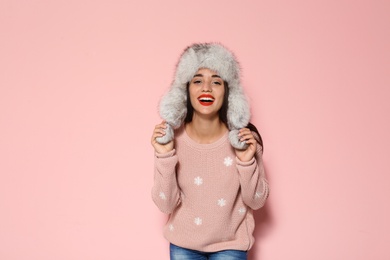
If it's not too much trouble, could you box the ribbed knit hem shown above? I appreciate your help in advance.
[155,149,176,158]
[235,156,255,166]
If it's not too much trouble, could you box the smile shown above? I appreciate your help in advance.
[198,94,215,106]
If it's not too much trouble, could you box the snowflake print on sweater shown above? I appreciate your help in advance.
[194,176,203,186]
[169,224,174,231]
[159,192,166,200]
[217,198,227,207]
[223,156,233,167]
[194,217,202,226]
[238,207,246,215]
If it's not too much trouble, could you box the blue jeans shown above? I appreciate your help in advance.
[170,243,247,260]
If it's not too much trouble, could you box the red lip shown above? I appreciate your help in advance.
[197,94,215,106]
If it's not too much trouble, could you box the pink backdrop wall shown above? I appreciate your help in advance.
[1,0,389,259]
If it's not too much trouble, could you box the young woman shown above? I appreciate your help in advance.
[151,43,269,260]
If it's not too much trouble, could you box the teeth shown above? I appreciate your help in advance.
[199,98,214,102]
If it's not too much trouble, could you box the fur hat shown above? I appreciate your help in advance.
[156,43,250,150]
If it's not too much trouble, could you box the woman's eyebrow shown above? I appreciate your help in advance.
[192,74,221,78]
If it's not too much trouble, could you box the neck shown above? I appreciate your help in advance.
[185,114,228,144]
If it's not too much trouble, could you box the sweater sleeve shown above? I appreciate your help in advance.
[151,149,181,214]
[236,145,269,210]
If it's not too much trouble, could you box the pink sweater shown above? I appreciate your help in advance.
[152,127,269,252]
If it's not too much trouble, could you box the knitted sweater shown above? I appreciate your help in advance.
[152,126,269,252]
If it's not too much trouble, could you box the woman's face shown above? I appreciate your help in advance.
[188,68,225,118]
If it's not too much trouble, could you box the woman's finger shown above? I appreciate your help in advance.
[239,133,254,142]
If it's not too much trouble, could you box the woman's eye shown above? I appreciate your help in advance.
[213,81,222,85]
[193,80,201,84]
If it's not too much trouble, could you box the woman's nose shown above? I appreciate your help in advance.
[201,82,212,92]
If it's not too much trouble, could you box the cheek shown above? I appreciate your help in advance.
[188,89,198,104]
[189,96,197,107]
[189,97,201,110]
[216,88,225,101]
[216,99,224,109]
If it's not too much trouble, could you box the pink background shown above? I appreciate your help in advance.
[1,0,389,259]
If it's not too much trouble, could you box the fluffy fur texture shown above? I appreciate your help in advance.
[156,43,251,150]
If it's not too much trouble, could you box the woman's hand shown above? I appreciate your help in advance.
[235,128,257,162]
[151,121,174,154]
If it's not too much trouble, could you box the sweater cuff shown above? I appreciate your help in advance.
[235,156,255,166]
[155,149,176,159]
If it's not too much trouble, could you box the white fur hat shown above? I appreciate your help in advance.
[156,43,250,150]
